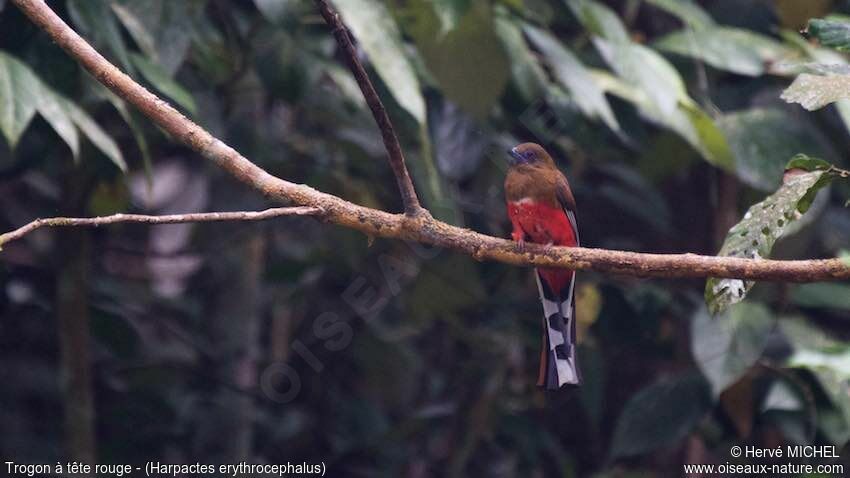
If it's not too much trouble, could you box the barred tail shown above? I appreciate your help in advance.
[535,271,581,389]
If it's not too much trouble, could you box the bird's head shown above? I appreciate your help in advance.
[508,143,556,168]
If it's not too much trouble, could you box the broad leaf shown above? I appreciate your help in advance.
[0,52,79,156]
[781,316,850,445]
[655,27,793,77]
[568,0,733,168]
[130,53,197,115]
[432,0,472,34]
[523,25,619,131]
[405,2,509,119]
[791,283,850,310]
[110,0,202,75]
[591,69,733,170]
[782,73,850,111]
[780,29,850,135]
[252,0,298,24]
[0,52,41,147]
[595,34,682,117]
[59,97,127,171]
[788,347,850,445]
[679,102,735,171]
[565,0,629,44]
[67,0,133,72]
[691,303,774,397]
[717,108,836,191]
[493,12,548,102]
[610,373,711,458]
[335,0,426,125]
[35,88,81,158]
[643,0,714,29]
[807,18,850,52]
[335,0,446,214]
[705,156,846,315]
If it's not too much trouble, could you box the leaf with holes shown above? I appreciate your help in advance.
[705,156,846,315]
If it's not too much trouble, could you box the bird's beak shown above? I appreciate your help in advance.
[508,147,523,165]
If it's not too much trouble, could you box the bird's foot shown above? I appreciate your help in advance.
[515,238,526,253]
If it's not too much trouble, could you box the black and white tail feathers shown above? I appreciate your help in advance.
[535,271,581,389]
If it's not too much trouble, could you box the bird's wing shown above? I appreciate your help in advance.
[555,174,579,247]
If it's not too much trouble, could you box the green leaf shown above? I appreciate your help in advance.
[335,0,427,125]
[130,53,197,115]
[432,0,471,34]
[610,373,711,458]
[35,87,81,159]
[655,27,792,77]
[107,94,153,186]
[569,0,733,168]
[841,250,850,266]
[59,97,127,171]
[565,0,630,44]
[0,52,82,156]
[0,52,42,147]
[782,317,850,445]
[252,0,298,24]
[706,166,842,315]
[493,11,549,102]
[679,101,735,171]
[67,0,133,72]
[643,0,714,29]
[791,283,850,310]
[718,109,836,191]
[523,25,619,131]
[782,73,850,111]
[788,347,850,445]
[807,18,850,52]
[691,303,774,397]
[406,2,509,119]
[596,40,682,118]
[785,153,834,172]
[110,0,201,75]
[590,69,733,169]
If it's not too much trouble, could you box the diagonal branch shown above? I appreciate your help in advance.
[8,0,850,283]
[0,207,323,249]
[313,0,423,216]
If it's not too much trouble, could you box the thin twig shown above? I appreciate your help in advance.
[8,0,850,282]
[0,207,323,249]
[312,0,423,216]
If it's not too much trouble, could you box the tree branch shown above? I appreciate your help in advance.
[0,207,323,249]
[8,0,850,282]
[313,0,423,216]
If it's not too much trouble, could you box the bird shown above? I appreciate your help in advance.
[504,142,581,389]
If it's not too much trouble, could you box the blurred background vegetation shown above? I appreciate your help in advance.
[2,0,850,476]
